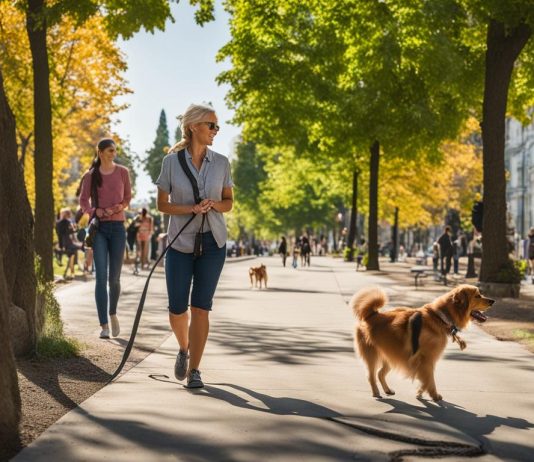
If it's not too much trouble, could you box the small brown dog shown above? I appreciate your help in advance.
[249,264,268,289]
[351,284,494,401]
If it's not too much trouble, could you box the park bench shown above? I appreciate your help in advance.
[410,265,430,288]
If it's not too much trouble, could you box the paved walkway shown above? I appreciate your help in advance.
[14,256,534,461]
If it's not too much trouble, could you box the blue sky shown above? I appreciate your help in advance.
[113,1,240,204]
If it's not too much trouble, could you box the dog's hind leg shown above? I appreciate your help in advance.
[356,332,381,398]
[415,361,442,401]
[378,361,395,395]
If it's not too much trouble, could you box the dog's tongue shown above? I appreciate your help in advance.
[471,310,488,323]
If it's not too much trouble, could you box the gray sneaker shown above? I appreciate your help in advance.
[185,369,204,389]
[174,350,189,381]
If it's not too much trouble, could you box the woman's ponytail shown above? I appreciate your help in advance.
[90,138,115,205]
[169,119,192,152]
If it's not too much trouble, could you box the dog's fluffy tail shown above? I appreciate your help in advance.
[350,287,387,321]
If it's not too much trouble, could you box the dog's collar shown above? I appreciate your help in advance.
[430,309,467,351]
[431,309,460,336]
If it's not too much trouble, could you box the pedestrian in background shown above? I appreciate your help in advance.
[136,208,154,269]
[438,226,453,281]
[432,241,440,273]
[126,216,139,261]
[453,237,462,274]
[75,180,93,275]
[291,238,300,268]
[278,236,287,267]
[156,103,233,389]
[301,235,311,267]
[80,138,132,339]
[55,208,81,280]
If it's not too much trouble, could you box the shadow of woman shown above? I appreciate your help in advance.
[199,382,342,419]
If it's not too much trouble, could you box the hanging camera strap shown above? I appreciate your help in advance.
[177,149,208,257]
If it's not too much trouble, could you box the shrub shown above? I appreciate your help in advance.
[35,257,80,358]
[494,259,523,284]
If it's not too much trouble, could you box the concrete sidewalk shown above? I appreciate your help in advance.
[14,257,534,461]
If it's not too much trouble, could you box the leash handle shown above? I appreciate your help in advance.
[108,213,196,382]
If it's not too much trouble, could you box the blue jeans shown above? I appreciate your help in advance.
[93,221,126,325]
[165,232,226,314]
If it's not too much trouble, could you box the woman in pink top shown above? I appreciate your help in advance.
[135,208,153,269]
[79,138,132,339]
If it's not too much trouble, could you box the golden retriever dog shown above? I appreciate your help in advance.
[249,264,268,289]
[351,284,494,401]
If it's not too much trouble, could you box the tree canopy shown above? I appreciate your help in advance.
[0,4,131,207]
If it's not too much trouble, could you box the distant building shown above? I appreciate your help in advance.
[505,117,534,240]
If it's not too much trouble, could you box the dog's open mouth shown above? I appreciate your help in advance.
[470,310,488,322]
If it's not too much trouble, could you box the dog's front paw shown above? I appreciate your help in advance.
[385,389,395,396]
[432,393,443,402]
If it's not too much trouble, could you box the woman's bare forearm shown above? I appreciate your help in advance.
[157,202,194,215]
[212,199,233,213]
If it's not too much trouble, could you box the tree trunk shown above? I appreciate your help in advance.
[367,141,380,270]
[391,207,399,262]
[0,67,23,459]
[0,70,38,351]
[346,169,359,262]
[479,20,531,282]
[27,0,54,281]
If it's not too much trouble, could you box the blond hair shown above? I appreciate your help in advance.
[169,103,216,152]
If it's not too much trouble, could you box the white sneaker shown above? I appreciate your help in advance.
[99,328,110,339]
[110,315,120,337]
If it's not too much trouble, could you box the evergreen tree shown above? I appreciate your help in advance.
[145,109,170,183]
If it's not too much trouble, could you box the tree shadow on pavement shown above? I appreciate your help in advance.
[443,350,534,371]
[26,400,359,462]
[18,356,111,410]
[381,397,534,460]
[209,319,353,365]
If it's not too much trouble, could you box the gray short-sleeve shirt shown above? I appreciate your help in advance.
[156,147,233,253]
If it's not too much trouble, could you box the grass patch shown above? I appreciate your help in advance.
[37,335,81,358]
[512,329,534,345]
[36,257,81,358]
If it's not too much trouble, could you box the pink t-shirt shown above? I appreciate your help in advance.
[79,164,132,222]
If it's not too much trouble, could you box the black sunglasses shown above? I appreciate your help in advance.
[200,121,220,131]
